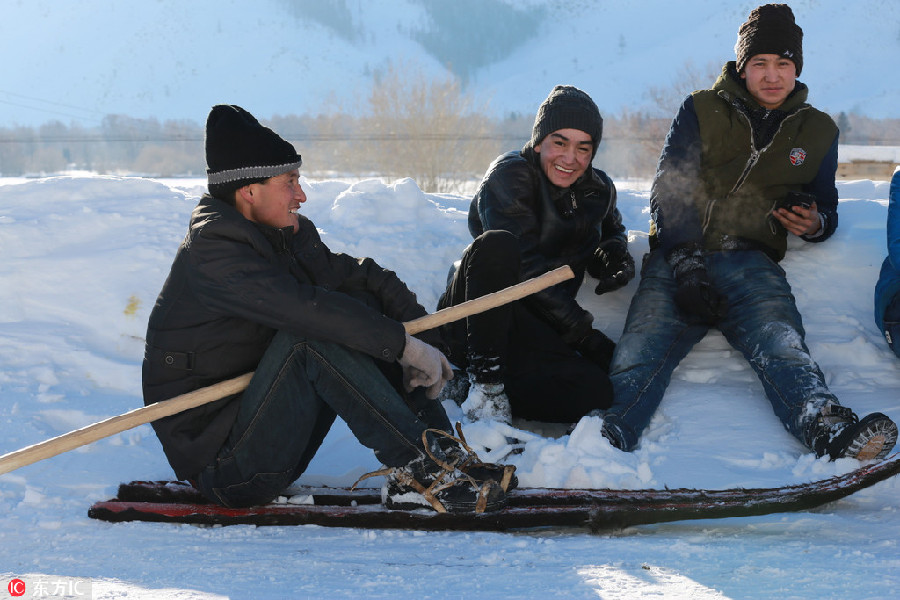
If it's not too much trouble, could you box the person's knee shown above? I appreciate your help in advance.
[472,230,520,269]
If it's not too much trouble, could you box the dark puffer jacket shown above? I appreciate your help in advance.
[650,62,839,261]
[875,170,900,335]
[143,195,435,479]
[468,148,626,344]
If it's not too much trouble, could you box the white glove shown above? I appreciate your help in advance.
[397,332,454,399]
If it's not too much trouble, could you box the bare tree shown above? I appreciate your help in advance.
[596,60,722,178]
[646,60,721,118]
[362,61,501,193]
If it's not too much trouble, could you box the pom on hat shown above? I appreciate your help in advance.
[735,4,803,75]
[530,85,603,155]
[205,105,302,198]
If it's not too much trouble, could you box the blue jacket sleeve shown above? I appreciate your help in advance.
[801,133,840,243]
[887,171,900,269]
[649,96,705,254]
[874,170,900,332]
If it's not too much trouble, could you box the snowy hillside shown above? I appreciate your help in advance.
[1,0,898,128]
[1,173,899,598]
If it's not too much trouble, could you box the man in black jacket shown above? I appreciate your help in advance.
[438,86,634,425]
[143,105,513,513]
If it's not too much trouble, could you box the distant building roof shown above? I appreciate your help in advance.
[838,145,900,163]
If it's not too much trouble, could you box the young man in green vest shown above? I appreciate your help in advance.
[601,4,897,461]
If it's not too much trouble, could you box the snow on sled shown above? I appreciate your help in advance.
[88,453,900,532]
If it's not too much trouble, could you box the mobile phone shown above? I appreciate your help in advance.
[775,191,815,212]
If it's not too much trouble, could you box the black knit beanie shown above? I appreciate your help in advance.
[205,104,302,199]
[735,4,803,76]
[530,85,603,156]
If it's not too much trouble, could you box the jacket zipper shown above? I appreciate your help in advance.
[701,100,810,233]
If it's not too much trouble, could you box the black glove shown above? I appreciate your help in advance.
[587,241,636,295]
[668,244,727,325]
[576,329,616,371]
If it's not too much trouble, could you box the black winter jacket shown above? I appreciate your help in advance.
[468,148,626,344]
[143,195,434,479]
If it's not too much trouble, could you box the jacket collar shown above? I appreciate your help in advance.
[715,61,810,114]
[255,221,294,252]
[196,194,294,252]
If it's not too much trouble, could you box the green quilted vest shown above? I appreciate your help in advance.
[691,67,838,260]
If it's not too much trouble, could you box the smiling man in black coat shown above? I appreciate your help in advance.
[438,85,634,426]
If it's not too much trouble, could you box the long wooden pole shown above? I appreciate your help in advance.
[0,265,573,476]
[403,264,573,335]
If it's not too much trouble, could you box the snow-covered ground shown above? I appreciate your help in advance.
[1,173,899,599]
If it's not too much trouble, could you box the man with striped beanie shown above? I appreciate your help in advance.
[142,105,514,514]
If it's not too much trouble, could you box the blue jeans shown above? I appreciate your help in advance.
[197,331,450,507]
[604,250,838,451]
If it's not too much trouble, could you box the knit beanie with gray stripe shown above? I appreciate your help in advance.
[205,104,302,200]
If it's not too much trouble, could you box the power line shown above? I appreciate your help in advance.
[0,133,670,143]
[0,133,530,143]
[0,89,106,124]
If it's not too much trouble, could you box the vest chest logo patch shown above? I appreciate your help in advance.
[789,147,807,166]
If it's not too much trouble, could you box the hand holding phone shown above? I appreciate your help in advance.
[775,191,816,212]
[771,191,820,237]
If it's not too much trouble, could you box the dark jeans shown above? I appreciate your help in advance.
[438,230,612,423]
[604,249,839,451]
[885,293,900,359]
[197,331,451,507]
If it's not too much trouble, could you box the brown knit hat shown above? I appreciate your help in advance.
[735,4,803,75]
[529,85,603,156]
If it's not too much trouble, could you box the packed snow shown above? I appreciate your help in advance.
[1,173,899,599]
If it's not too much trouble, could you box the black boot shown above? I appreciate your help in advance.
[380,454,508,513]
[355,426,514,513]
[809,404,898,461]
[435,423,518,492]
